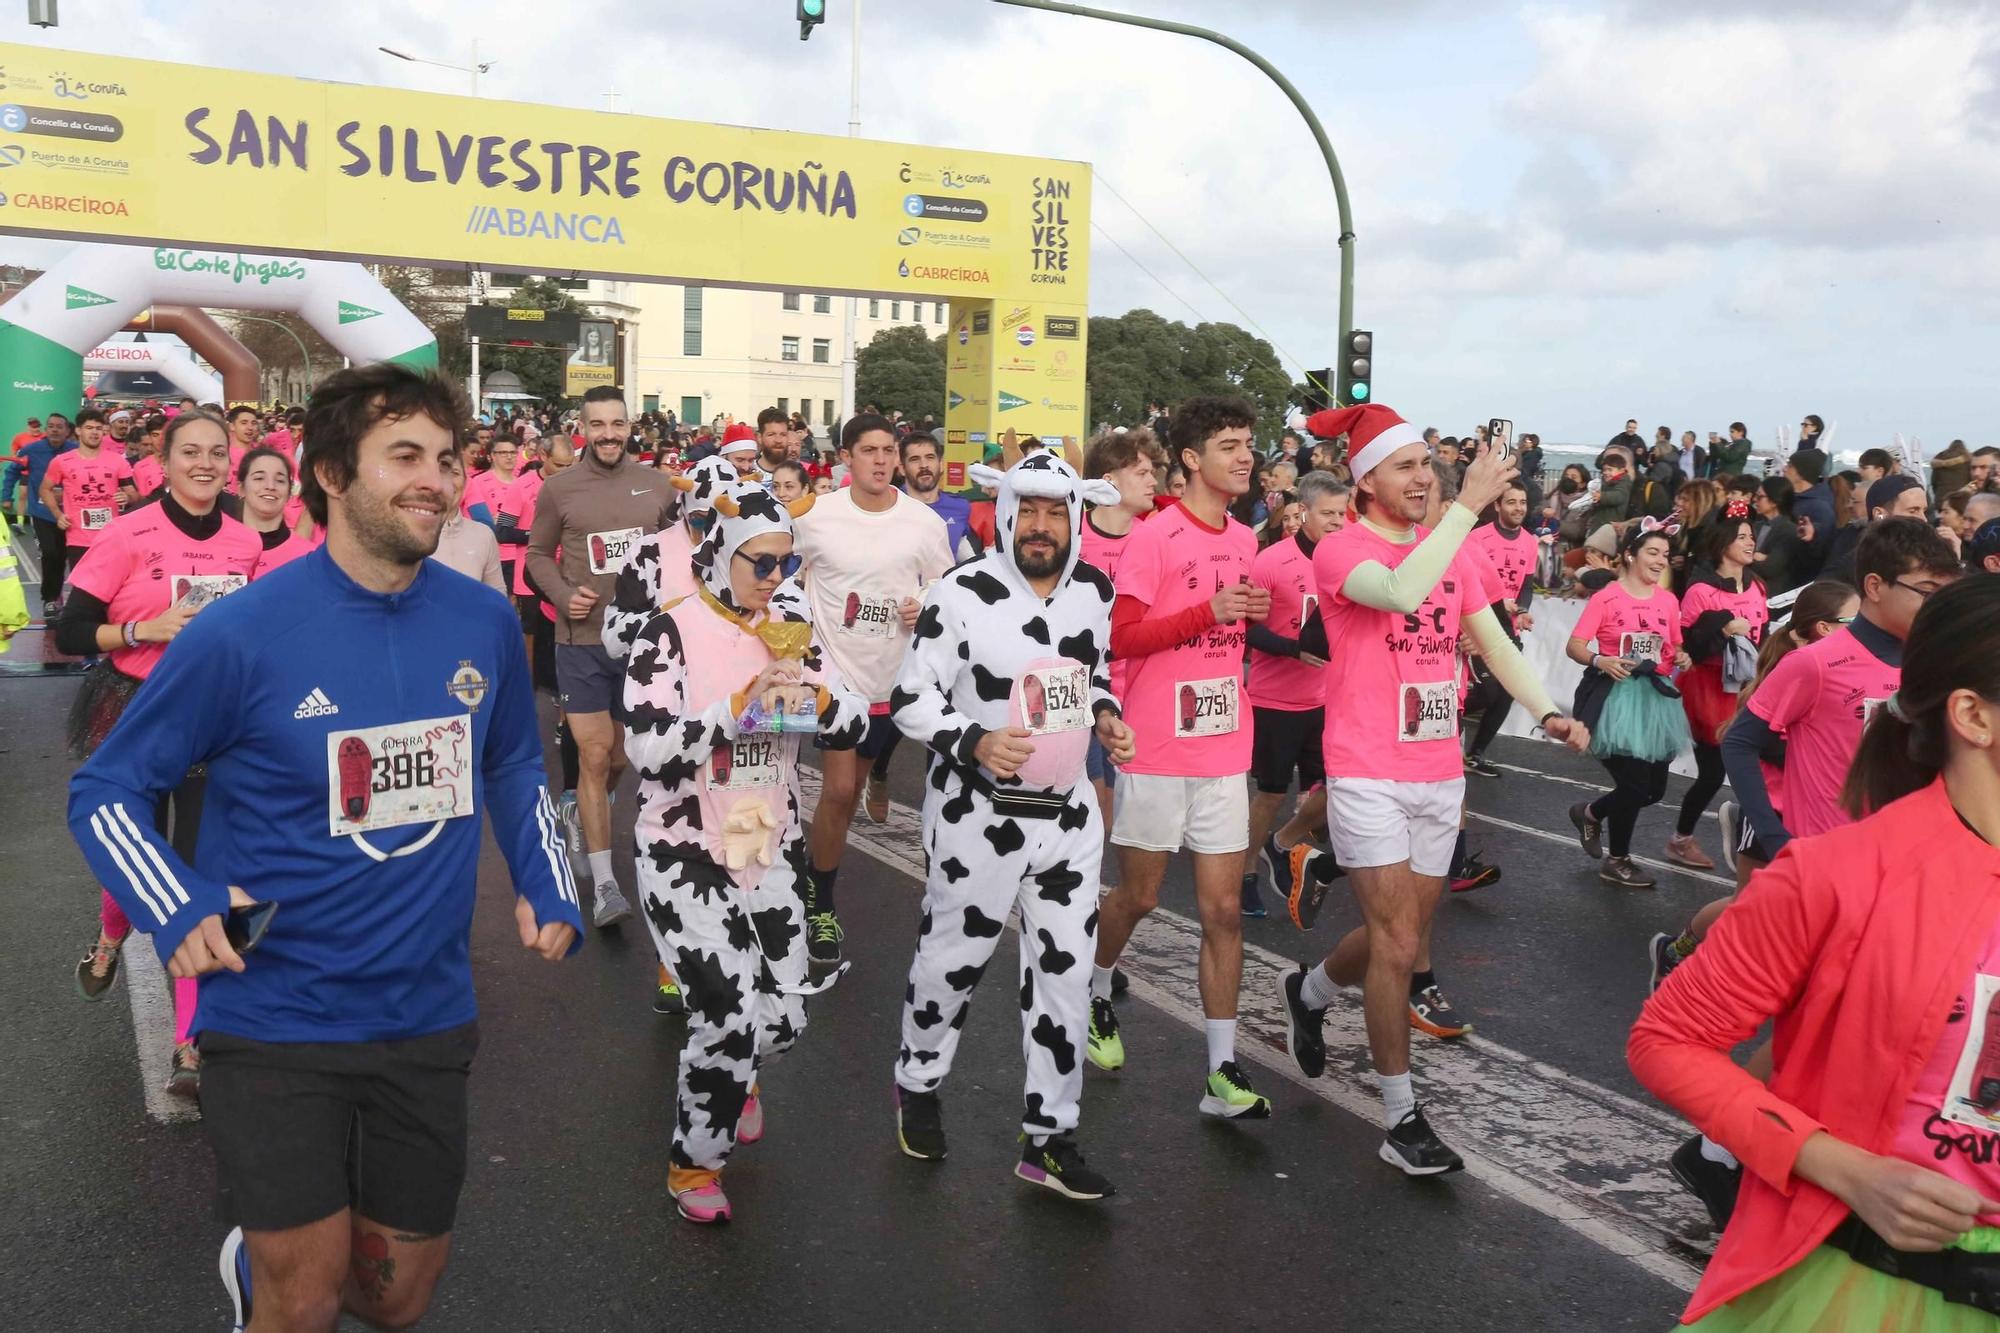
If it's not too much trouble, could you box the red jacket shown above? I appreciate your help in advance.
[1629,778,2000,1322]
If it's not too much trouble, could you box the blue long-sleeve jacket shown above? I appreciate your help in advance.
[8,437,73,523]
[67,547,581,1043]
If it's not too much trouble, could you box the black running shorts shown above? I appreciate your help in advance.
[198,1022,479,1235]
[1251,705,1326,794]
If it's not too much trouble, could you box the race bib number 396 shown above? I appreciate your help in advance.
[1175,676,1239,738]
[327,715,474,836]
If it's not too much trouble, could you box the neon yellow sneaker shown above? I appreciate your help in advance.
[1086,996,1125,1071]
[1199,1061,1272,1119]
[654,963,685,1015]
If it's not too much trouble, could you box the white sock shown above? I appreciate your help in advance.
[1299,961,1340,1010]
[1091,964,1116,1001]
[1204,1017,1237,1071]
[587,850,614,888]
[1699,1135,1739,1169]
[1378,1071,1416,1128]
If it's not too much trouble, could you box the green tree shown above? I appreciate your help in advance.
[855,324,945,422]
[1086,309,1296,447]
[468,277,591,406]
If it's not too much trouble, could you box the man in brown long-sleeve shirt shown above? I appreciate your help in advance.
[527,386,677,927]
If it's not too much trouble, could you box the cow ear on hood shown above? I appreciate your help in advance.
[786,494,816,519]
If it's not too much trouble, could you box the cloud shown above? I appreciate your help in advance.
[1506,6,2000,251]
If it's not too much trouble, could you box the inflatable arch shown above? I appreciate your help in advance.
[0,244,435,432]
[131,305,261,406]
[86,342,224,405]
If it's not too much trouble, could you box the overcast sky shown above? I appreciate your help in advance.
[2,0,1993,452]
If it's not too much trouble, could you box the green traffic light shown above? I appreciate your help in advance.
[803,0,824,13]
[1352,382,1369,402]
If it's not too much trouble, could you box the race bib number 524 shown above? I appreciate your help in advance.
[327,715,474,836]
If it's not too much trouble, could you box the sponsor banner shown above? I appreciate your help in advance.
[565,317,618,396]
[0,42,1089,302]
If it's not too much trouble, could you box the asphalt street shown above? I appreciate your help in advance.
[4,659,1724,1331]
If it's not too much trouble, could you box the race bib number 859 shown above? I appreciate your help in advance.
[327,715,474,836]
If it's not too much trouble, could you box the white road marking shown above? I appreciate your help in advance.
[1484,757,1719,821]
[124,940,200,1124]
[1465,810,1736,890]
[803,769,1707,1293]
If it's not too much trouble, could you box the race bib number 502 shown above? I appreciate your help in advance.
[327,715,474,836]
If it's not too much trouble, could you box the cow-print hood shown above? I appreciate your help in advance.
[692,482,815,615]
[970,453,1120,598]
[664,454,739,531]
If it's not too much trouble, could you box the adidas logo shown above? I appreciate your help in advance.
[293,687,340,719]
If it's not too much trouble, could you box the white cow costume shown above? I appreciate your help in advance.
[621,482,868,1206]
[889,453,1123,1143]
[603,455,743,663]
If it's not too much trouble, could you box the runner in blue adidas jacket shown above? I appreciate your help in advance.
[65,364,581,1333]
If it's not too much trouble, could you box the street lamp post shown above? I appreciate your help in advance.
[230,314,314,401]
[991,0,1356,385]
[378,41,491,97]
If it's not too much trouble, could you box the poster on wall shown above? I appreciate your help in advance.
[565,319,617,396]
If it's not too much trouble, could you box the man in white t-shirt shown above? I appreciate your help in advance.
[793,414,954,978]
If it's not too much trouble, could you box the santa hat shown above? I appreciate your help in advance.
[1303,404,1425,480]
[719,421,758,455]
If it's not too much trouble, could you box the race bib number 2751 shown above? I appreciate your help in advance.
[1175,676,1238,738]
[327,715,474,836]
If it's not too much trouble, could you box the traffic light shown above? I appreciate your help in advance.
[1337,328,1372,405]
[798,0,826,40]
[1300,368,1332,414]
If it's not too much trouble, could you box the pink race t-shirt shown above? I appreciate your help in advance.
[1746,625,1899,839]
[253,532,317,578]
[1080,513,1136,698]
[130,454,164,499]
[464,466,513,518]
[46,449,134,549]
[501,470,546,599]
[67,504,262,678]
[1572,581,1682,667]
[1465,523,1537,606]
[1681,578,1769,646]
[1893,912,2000,1225]
[1113,501,1256,778]
[1314,520,1492,783]
[1248,533,1323,711]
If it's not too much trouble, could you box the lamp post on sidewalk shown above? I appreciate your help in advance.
[992,0,1356,391]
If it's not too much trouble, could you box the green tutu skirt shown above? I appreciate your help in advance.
[1590,675,1691,763]
[1688,1227,2000,1331]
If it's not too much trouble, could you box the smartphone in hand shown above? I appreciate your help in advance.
[223,900,279,955]
[1488,419,1516,460]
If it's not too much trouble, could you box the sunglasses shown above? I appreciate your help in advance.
[734,549,803,581]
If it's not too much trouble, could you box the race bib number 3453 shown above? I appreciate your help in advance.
[1175,676,1238,738]
[327,715,474,836]
[1400,681,1458,743]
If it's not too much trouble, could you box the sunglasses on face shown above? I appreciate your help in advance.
[734,549,802,581]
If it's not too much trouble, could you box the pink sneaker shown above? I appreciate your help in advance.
[673,1179,732,1224]
[738,1093,764,1145]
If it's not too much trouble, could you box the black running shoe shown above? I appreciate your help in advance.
[1262,834,1295,902]
[806,910,844,976]
[1648,932,1686,994]
[1240,873,1268,919]
[1600,856,1657,890]
[1380,1105,1464,1176]
[1670,1134,1741,1232]
[895,1085,947,1161]
[1016,1132,1116,1200]
[1449,854,1502,893]
[1277,965,1327,1079]
[1570,801,1604,859]
[1465,751,1502,778]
